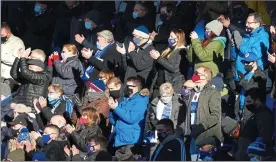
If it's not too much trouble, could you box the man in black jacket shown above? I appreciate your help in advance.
[235,88,274,160]
[10,48,52,110]
[151,119,186,161]
[116,25,154,87]
[81,30,122,81]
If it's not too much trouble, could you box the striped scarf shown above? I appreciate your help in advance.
[49,95,74,118]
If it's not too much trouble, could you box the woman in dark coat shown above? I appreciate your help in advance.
[150,29,188,98]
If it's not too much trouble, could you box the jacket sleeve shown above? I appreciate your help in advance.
[109,111,117,126]
[113,96,149,124]
[88,56,106,71]
[71,131,86,152]
[19,58,48,85]
[1,40,25,65]
[199,91,221,130]
[186,46,193,63]
[256,112,273,145]
[46,145,63,161]
[72,154,83,161]
[128,51,154,71]
[228,24,246,36]
[10,57,20,81]
[53,61,77,79]
[240,71,267,91]
[156,51,181,73]
[41,107,54,122]
[191,38,223,62]
[251,37,270,61]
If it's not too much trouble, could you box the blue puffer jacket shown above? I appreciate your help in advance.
[109,93,149,147]
[234,26,269,81]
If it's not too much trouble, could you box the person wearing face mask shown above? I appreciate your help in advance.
[33,84,74,124]
[73,10,101,51]
[50,44,84,100]
[116,25,154,87]
[1,22,25,79]
[106,77,124,103]
[66,135,112,161]
[187,20,226,77]
[22,2,55,56]
[10,48,52,110]
[65,108,102,153]
[235,52,266,127]
[235,88,274,160]
[151,118,186,161]
[115,2,154,41]
[81,30,122,81]
[150,29,188,98]
[182,66,222,160]
[233,13,270,79]
[108,77,149,161]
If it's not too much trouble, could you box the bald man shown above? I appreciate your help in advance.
[50,115,66,128]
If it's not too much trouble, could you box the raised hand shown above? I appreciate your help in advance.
[75,34,85,44]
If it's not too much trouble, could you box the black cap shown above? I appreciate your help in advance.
[8,115,28,127]
[197,136,221,148]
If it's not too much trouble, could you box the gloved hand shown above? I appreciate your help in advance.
[52,51,60,61]
[48,57,53,68]
[191,124,205,138]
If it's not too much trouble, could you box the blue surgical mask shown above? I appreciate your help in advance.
[41,134,51,144]
[133,37,141,45]
[132,11,139,19]
[204,31,210,38]
[48,96,56,102]
[250,157,259,161]
[199,150,216,161]
[96,41,102,50]
[85,21,93,30]
[34,5,41,13]
[168,38,177,47]
[86,145,95,153]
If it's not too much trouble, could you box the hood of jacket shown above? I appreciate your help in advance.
[213,36,227,48]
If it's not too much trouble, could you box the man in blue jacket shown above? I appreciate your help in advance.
[235,12,270,80]
[108,76,149,161]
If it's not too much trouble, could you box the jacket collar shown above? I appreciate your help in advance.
[248,26,265,37]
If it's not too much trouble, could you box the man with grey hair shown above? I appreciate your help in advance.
[81,30,123,81]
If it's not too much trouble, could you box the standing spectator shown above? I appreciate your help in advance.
[66,135,113,161]
[50,44,84,99]
[106,77,124,103]
[1,22,25,79]
[234,13,270,78]
[65,108,102,153]
[235,88,274,160]
[187,20,226,77]
[151,119,186,161]
[116,25,154,86]
[108,77,149,161]
[182,66,222,157]
[10,48,52,109]
[236,52,266,125]
[23,2,56,55]
[150,29,188,97]
[81,30,122,81]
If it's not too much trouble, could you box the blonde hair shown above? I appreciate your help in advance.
[99,70,115,80]
[48,84,64,96]
[106,77,122,86]
[82,107,100,126]
[159,82,174,96]
[31,49,46,62]
[161,29,186,58]
[63,44,78,55]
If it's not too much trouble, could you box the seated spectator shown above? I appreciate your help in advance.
[116,25,155,86]
[148,82,185,138]
[50,44,84,99]
[182,66,222,158]
[10,48,52,110]
[150,29,188,97]
[108,77,149,161]
[1,22,25,79]
[235,88,274,160]
[151,118,186,161]
[33,84,74,123]
[65,108,102,153]
[81,30,122,81]
[236,52,266,124]
[66,135,112,161]
[187,20,226,77]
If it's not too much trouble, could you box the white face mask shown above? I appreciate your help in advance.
[160,96,172,104]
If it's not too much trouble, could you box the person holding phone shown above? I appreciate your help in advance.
[149,29,188,98]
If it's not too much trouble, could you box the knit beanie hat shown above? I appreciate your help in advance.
[85,10,101,25]
[86,80,105,92]
[8,149,25,161]
[221,116,238,135]
[205,20,223,36]
[247,137,267,156]
[32,152,47,161]
[132,25,150,39]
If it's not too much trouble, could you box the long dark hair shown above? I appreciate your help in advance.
[201,31,217,47]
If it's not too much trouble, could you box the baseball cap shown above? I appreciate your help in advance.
[241,52,258,63]
[8,115,28,127]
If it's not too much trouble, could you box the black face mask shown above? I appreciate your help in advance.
[157,131,168,142]
[160,14,168,22]
[245,26,254,33]
[1,36,7,44]
[11,129,19,137]
[244,64,253,72]
[124,87,133,97]
[110,90,121,99]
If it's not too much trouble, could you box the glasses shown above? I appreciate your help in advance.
[126,85,136,88]
[246,21,259,24]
